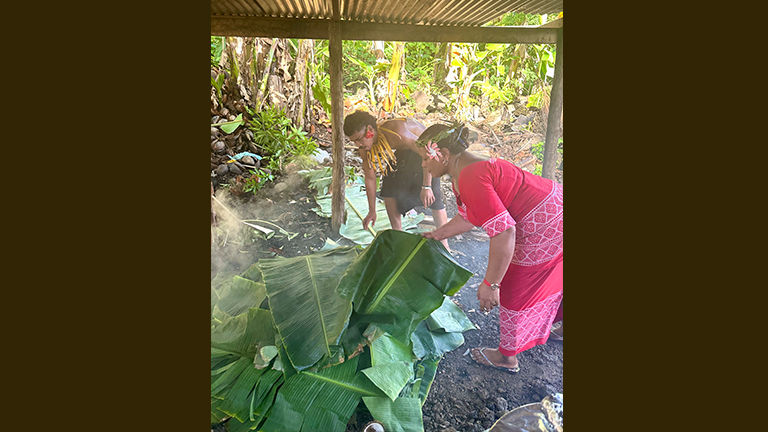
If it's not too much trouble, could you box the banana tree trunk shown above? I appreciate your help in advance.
[508,44,527,83]
[329,7,346,235]
[292,39,312,130]
[255,40,278,111]
[542,30,563,180]
[433,43,451,89]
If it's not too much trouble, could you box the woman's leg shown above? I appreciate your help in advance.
[383,197,402,230]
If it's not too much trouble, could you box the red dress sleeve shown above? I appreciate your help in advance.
[456,160,517,237]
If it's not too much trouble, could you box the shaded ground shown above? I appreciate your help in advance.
[211,150,562,431]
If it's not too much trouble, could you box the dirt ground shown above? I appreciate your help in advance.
[211,151,562,432]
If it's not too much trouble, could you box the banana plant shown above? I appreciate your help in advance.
[382,42,405,113]
[347,56,388,108]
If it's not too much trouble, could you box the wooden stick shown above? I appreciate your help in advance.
[345,195,377,237]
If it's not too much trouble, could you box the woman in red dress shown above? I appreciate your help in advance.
[419,124,563,373]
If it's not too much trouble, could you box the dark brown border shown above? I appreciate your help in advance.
[16,3,752,430]
[563,5,755,430]
[11,3,213,430]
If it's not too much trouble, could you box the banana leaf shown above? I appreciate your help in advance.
[239,262,264,283]
[298,166,334,196]
[425,296,477,333]
[211,308,278,423]
[411,355,440,405]
[211,308,276,360]
[259,246,360,370]
[361,333,415,401]
[211,270,237,314]
[214,276,267,317]
[336,230,472,343]
[410,320,466,359]
[223,369,284,431]
[260,355,384,432]
[363,396,424,432]
[312,183,424,245]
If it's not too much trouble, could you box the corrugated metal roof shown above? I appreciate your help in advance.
[211,0,563,26]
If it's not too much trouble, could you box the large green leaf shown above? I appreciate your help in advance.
[260,355,383,432]
[220,113,244,134]
[361,333,415,401]
[211,308,278,423]
[213,358,267,422]
[336,230,472,342]
[312,184,424,245]
[211,308,275,361]
[259,246,359,370]
[362,362,413,401]
[363,396,424,432]
[412,355,440,405]
[410,321,465,359]
[214,276,267,317]
[370,332,413,365]
[223,369,284,431]
[425,296,476,333]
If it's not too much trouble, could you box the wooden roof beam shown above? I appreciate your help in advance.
[211,16,557,43]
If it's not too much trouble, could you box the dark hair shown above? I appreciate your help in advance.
[343,110,377,137]
[417,122,469,154]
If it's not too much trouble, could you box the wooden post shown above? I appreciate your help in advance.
[542,28,563,180]
[329,0,346,234]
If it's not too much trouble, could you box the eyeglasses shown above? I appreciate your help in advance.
[348,131,365,145]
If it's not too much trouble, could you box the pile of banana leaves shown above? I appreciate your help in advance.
[211,230,475,432]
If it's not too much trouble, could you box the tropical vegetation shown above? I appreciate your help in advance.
[211,230,475,431]
[210,11,562,195]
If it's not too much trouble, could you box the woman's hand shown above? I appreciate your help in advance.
[420,187,435,207]
[477,284,500,312]
[421,229,444,241]
[363,210,377,230]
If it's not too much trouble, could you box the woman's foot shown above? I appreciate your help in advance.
[470,347,520,373]
[550,321,563,341]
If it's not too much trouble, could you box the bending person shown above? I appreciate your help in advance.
[343,110,450,251]
[418,123,563,373]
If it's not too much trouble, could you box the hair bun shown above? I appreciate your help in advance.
[453,124,469,151]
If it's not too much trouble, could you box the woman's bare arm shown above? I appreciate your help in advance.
[422,214,475,241]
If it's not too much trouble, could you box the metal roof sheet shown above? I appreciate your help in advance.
[211,0,563,26]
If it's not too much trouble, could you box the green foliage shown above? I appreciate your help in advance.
[347,55,389,106]
[402,43,439,96]
[243,169,275,194]
[309,40,332,119]
[530,139,564,176]
[211,232,475,431]
[216,113,243,134]
[211,36,224,66]
[342,41,380,89]
[487,11,544,26]
[246,106,318,174]
[211,73,225,99]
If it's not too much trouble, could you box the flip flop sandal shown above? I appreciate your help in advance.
[470,347,520,374]
[549,321,563,341]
